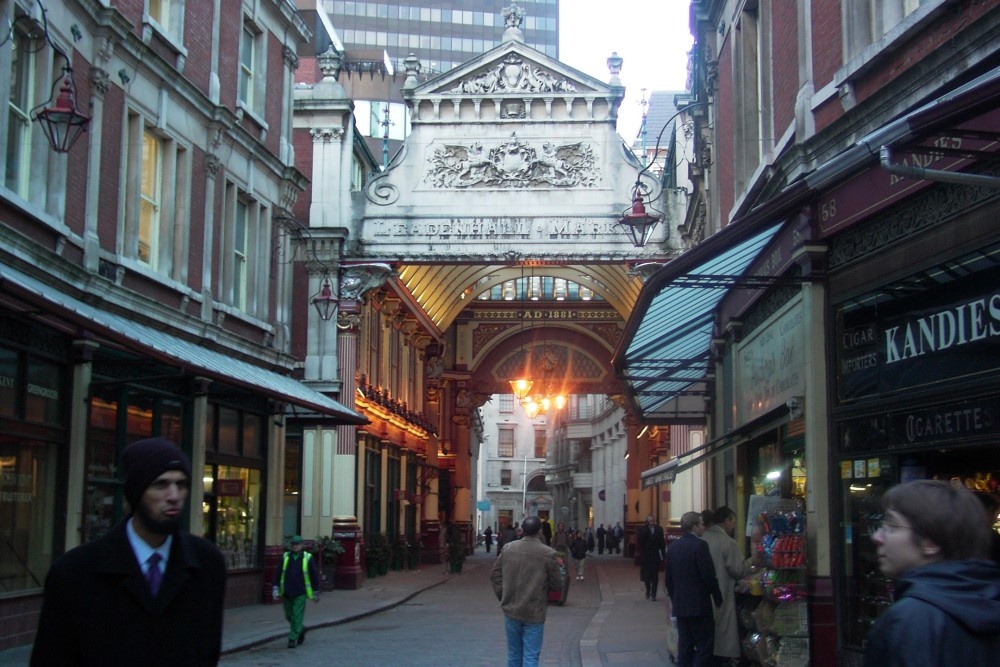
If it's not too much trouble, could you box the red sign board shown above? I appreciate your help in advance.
[215,479,245,497]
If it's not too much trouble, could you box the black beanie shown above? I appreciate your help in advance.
[122,437,192,507]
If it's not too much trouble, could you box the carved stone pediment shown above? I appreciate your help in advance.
[414,41,607,100]
[425,134,598,189]
[448,53,577,95]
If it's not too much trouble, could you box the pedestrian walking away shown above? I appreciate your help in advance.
[863,480,1000,667]
[490,515,566,667]
[273,535,322,649]
[636,514,666,600]
[569,530,588,580]
[665,511,722,667]
[30,437,227,666]
[484,526,494,553]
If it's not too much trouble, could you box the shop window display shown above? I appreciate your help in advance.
[0,436,58,593]
[203,465,261,569]
[738,498,810,666]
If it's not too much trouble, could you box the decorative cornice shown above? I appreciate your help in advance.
[282,45,300,71]
[205,153,221,175]
[90,67,111,95]
[310,127,345,142]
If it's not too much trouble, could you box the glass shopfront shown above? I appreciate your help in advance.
[833,254,1000,657]
[0,327,68,595]
[202,403,265,570]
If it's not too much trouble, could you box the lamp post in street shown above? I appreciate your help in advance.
[522,452,529,521]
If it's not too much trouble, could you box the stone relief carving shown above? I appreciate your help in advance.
[448,54,577,94]
[340,263,394,301]
[426,134,597,189]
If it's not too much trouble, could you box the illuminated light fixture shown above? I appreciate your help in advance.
[509,378,534,400]
[34,68,91,153]
[766,470,782,480]
[508,260,534,400]
[521,397,541,420]
[311,273,338,321]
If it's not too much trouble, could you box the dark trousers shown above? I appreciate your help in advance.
[676,614,714,667]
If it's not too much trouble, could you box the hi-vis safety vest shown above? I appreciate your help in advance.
[279,551,315,599]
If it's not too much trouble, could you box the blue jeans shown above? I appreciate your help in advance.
[504,615,544,667]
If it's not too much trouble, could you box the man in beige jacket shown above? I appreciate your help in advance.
[490,515,565,667]
[701,506,754,665]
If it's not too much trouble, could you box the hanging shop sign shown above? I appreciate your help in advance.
[836,274,1000,401]
[736,301,805,424]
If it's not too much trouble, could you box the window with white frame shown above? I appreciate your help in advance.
[122,115,188,277]
[845,0,928,61]
[233,198,248,310]
[498,427,515,458]
[733,5,764,194]
[499,394,513,413]
[146,0,186,44]
[222,183,268,316]
[500,469,512,486]
[138,130,162,267]
[5,17,34,199]
[239,19,265,116]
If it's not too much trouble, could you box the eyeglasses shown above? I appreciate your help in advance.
[869,520,910,537]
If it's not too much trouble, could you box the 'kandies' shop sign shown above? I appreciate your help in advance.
[837,281,1000,401]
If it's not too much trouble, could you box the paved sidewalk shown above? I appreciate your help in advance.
[1,549,676,666]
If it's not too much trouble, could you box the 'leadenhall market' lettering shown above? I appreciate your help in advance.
[371,217,624,239]
[884,293,1000,364]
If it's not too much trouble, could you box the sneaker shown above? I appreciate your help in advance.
[288,640,297,649]
[298,629,307,645]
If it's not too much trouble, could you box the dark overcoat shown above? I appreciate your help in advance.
[664,532,722,618]
[31,519,227,666]
[636,523,666,583]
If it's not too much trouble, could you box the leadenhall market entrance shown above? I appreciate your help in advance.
[831,217,1000,662]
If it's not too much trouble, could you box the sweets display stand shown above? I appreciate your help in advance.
[737,498,810,667]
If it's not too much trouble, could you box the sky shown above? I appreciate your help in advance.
[558,0,693,143]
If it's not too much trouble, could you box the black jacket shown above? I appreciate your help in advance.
[636,523,666,583]
[863,559,1000,667]
[31,519,227,666]
[664,532,722,617]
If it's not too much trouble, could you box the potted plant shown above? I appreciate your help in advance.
[366,532,390,577]
[316,536,344,591]
[391,538,407,571]
[407,538,422,570]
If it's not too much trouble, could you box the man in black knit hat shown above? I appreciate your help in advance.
[31,437,227,666]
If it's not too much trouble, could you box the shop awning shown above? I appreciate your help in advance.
[614,221,786,423]
[615,64,1000,425]
[641,432,748,488]
[0,264,366,424]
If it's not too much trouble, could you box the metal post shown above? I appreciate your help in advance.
[522,452,529,520]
